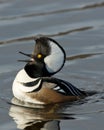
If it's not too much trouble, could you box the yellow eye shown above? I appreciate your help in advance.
[37,54,42,59]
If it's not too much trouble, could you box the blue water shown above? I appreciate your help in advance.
[0,0,104,130]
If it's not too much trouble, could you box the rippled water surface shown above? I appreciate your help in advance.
[0,0,104,130]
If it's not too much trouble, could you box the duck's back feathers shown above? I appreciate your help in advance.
[42,77,86,97]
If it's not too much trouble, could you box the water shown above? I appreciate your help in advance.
[0,0,104,130]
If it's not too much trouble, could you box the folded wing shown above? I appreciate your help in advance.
[42,77,86,96]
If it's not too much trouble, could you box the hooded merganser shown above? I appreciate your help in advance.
[12,37,86,104]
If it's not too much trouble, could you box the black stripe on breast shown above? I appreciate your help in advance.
[19,78,42,92]
[20,78,41,87]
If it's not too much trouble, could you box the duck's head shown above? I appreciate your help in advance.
[19,37,66,78]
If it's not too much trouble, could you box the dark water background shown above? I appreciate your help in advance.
[0,0,104,130]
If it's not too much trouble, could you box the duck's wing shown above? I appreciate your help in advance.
[19,76,86,96]
[42,77,86,96]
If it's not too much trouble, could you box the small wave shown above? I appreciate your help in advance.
[66,53,104,61]
[0,26,93,45]
[0,2,104,21]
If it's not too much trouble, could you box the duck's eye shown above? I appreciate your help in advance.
[37,53,42,59]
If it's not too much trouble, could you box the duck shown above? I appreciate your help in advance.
[12,37,86,104]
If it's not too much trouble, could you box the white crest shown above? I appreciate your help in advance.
[44,40,66,73]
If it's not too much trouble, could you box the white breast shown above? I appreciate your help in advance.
[13,69,41,92]
[12,69,43,104]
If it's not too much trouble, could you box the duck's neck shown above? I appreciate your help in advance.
[24,63,51,78]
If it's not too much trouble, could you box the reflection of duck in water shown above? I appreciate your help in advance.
[12,37,86,105]
[9,98,74,130]
[9,107,60,130]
